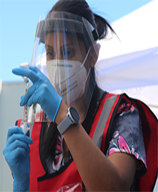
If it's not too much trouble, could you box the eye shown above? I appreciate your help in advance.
[46,50,55,60]
[62,48,75,59]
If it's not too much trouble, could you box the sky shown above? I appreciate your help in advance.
[0,0,153,82]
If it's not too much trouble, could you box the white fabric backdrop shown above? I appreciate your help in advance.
[95,0,158,117]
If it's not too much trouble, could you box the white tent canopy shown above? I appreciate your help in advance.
[97,0,158,58]
[95,0,158,117]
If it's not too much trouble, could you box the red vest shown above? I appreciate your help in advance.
[17,93,158,191]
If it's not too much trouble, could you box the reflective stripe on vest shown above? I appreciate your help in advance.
[92,95,119,149]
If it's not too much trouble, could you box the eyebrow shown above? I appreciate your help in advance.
[45,44,54,49]
[45,43,75,49]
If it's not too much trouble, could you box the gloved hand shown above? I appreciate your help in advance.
[12,65,62,121]
[3,126,33,191]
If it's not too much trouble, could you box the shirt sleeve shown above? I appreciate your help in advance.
[106,103,147,178]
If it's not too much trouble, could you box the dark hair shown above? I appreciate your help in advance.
[50,0,115,40]
[40,0,115,165]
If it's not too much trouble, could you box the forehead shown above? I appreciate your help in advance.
[44,32,84,48]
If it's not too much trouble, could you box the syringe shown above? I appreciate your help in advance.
[20,62,30,135]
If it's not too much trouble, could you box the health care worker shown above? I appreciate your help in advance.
[3,0,157,191]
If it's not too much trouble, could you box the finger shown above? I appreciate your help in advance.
[10,146,29,159]
[7,132,33,145]
[12,67,39,83]
[4,146,29,165]
[29,65,42,73]
[27,85,46,107]
[29,65,48,80]
[7,126,23,138]
[9,140,31,154]
[20,85,36,106]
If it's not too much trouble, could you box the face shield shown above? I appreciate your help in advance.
[28,12,99,123]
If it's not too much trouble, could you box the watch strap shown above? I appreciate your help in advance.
[57,114,73,134]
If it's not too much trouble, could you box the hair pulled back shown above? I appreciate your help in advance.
[50,0,115,40]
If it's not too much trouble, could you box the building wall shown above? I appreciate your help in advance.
[0,81,25,191]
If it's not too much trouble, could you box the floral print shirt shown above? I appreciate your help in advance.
[106,102,147,176]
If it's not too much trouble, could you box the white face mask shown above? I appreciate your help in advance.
[46,55,89,105]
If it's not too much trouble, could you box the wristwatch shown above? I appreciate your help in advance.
[57,107,80,134]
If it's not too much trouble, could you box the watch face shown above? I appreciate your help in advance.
[70,107,80,122]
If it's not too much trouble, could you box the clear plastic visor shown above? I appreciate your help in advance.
[29,12,98,123]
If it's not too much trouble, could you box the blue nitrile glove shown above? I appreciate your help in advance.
[3,126,33,192]
[12,65,62,121]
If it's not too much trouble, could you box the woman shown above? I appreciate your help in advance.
[3,0,157,191]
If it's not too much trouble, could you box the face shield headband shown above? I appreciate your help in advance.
[37,12,99,44]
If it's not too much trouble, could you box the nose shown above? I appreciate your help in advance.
[54,52,63,60]
[54,49,66,60]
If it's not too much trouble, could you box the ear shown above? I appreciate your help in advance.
[89,43,100,68]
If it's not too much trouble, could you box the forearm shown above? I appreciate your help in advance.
[55,101,135,191]
[63,124,123,191]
